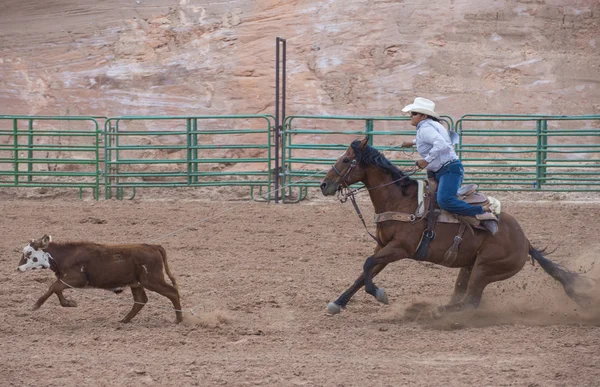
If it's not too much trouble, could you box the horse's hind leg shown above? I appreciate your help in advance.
[436,266,490,315]
[449,265,474,304]
[438,251,526,315]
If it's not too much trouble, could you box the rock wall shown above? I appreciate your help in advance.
[1,0,599,118]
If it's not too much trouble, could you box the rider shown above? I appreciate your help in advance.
[399,97,497,230]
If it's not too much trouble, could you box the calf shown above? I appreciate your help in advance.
[17,235,182,323]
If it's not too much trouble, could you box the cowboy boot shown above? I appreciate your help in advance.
[427,177,438,193]
[475,206,498,235]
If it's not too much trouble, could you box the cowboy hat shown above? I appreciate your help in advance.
[402,97,440,119]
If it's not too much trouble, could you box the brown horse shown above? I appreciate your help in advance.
[320,137,589,316]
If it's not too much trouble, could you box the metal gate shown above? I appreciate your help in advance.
[103,115,276,200]
[456,114,600,191]
[0,116,102,198]
[279,114,454,202]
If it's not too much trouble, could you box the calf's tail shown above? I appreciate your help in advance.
[156,245,179,292]
[529,244,590,305]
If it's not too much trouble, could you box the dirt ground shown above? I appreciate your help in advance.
[2,194,600,387]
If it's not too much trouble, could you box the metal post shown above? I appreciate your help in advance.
[104,120,112,199]
[366,119,374,146]
[193,118,198,183]
[275,37,286,203]
[535,120,542,190]
[28,119,33,182]
[541,119,548,185]
[13,118,18,185]
[186,118,192,185]
[115,120,123,200]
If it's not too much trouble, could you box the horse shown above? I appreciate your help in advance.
[320,137,590,316]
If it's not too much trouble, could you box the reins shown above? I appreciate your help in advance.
[332,159,419,248]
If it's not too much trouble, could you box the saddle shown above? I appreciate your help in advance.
[420,179,500,263]
[418,179,499,225]
[374,179,501,265]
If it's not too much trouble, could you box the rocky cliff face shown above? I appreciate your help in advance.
[1,0,598,118]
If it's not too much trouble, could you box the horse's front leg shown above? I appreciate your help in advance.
[363,245,407,305]
[327,263,388,314]
[327,245,406,314]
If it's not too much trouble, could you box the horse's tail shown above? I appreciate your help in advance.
[529,244,589,305]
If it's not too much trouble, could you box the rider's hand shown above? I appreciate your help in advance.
[401,141,414,148]
[415,159,429,169]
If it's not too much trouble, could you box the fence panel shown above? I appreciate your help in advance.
[456,114,600,191]
[104,115,275,200]
[0,116,101,198]
[1,113,596,199]
[280,115,454,201]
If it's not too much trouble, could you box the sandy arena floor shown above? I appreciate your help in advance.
[2,194,600,386]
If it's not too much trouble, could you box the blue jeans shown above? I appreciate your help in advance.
[433,160,484,217]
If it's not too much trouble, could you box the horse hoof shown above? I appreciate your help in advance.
[327,302,342,315]
[376,288,389,305]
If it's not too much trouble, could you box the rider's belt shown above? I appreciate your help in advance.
[433,159,460,173]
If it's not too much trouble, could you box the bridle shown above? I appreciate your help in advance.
[331,159,358,202]
[330,156,418,247]
[332,156,418,201]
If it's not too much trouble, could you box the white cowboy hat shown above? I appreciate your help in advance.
[402,97,440,119]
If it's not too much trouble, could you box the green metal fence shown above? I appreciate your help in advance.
[280,115,454,202]
[104,115,275,200]
[456,114,600,191]
[0,113,597,200]
[0,116,102,198]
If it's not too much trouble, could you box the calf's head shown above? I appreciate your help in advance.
[18,235,53,272]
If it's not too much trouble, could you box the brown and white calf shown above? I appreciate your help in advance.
[17,235,182,323]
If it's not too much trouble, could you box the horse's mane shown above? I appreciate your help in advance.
[351,140,416,193]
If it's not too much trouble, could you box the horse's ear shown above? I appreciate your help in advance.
[359,136,369,149]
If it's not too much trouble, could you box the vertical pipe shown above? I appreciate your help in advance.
[535,120,542,190]
[281,38,286,202]
[116,120,123,200]
[366,119,374,146]
[104,119,111,199]
[457,120,463,160]
[193,118,198,183]
[541,119,548,185]
[282,38,286,132]
[93,119,99,200]
[186,118,192,185]
[27,119,33,182]
[267,117,272,201]
[280,116,286,202]
[13,118,18,185]
[274,37,281,203]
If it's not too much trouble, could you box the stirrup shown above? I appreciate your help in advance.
[475,212,497,221]
[480,219,498,235]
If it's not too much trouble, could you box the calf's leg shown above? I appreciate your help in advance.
[141,276,183,323]
[121,286,148,323]
[32,276,85,310]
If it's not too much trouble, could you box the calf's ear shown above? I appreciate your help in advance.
[41,234,51,249]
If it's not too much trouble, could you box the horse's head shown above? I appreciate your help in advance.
[320,137,369,196]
